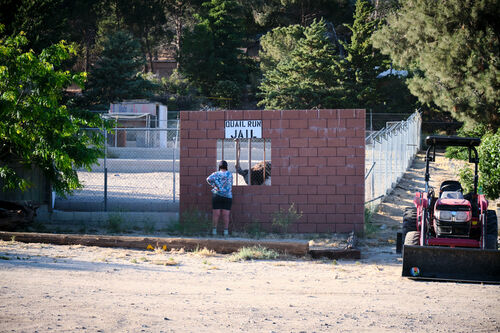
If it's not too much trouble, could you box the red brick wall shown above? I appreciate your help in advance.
[179,109,365,234]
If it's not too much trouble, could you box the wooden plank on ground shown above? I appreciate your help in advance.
[0,232,309,256]
[309,247,361,259]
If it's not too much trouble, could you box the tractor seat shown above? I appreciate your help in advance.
[440,180,463,193]
[439,180,463,198]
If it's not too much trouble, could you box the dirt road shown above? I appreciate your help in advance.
[1,153,499,332]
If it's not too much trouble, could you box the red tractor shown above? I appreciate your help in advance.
[402,136,499,283]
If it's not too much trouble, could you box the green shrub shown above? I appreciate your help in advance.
[271,203,303,233]
[106,213,127,234]
[211,80,241,107]
[458,166,474,194]
[244,221,265,238]
[143,220,156,234]
[448,128,500,200]
[478,131,500,199]
[176,207,211,235]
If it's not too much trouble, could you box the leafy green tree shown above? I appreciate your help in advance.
[0,0,71,53]
[372,0,500,130]
[258,19,342,109]
[0,29,104,194]
[84,30,159,107]
[179,0,248,97]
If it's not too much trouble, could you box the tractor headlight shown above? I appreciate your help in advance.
[435,210,452,221]
[435,210,470,222]
[454,211,470,222]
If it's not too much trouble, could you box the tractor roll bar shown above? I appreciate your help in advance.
[425,135,480,147]
[424,135,481,195]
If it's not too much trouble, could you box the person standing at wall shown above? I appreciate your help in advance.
[206,160,233,236]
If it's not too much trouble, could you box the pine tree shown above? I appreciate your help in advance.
[258,19,342,109]
[259,24,305,74]
[179,0,247,97]
[372,0,500,130]
[340,0,387,109]
[115,0,170,73]
[84,30,158,107]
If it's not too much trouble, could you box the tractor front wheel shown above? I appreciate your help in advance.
[402,207,417,244]
[404,231,420,246]
[486,210,498,250]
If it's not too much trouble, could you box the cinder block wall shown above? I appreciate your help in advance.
[179,109,365,233]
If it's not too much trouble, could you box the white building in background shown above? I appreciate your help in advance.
[105,100,170,148]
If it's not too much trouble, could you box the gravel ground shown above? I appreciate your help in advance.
[1,152,499,332]
[0,241,499,333]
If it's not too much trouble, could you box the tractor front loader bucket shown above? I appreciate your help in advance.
[402,246,500,283]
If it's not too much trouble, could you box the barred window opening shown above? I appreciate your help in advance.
[217,139,271,186]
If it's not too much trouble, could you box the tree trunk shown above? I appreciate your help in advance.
[175,16,183,69]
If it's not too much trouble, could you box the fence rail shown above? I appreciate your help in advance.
[365,111,422,210]
[55,127,180,212]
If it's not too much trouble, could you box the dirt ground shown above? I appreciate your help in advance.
[1,152,499,333]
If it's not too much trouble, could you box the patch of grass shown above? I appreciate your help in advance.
[364,207,373,223]
[271,203,302,233]
[78,222,87,234]
[152,258,179,266]
[229,246,279,262]
[192,246,217,257]
[130,258,138,264]
[170,207,211,235]
[31,221,48,233]
[244,221,265,238]
[0,255,10,260]
[143,220,156,234]
[106,213,127,234]
[364,207,380,237]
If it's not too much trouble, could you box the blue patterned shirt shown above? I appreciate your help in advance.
[207,171,233,198]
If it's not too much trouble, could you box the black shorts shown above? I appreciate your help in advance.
[212,193,232,210]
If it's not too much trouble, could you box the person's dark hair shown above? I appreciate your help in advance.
[218,160,228,171]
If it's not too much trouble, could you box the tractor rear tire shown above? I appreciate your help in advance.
[404,231,420,246]
[486,210,498,250]
[402,207,417,245]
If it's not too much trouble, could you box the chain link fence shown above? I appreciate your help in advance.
[365,111,422,211]
[57,111,420,213]
[55,125,179,212]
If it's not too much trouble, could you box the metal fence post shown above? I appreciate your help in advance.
[104,129,108,212]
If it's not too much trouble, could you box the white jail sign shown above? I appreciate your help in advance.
[224,120,262,139]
